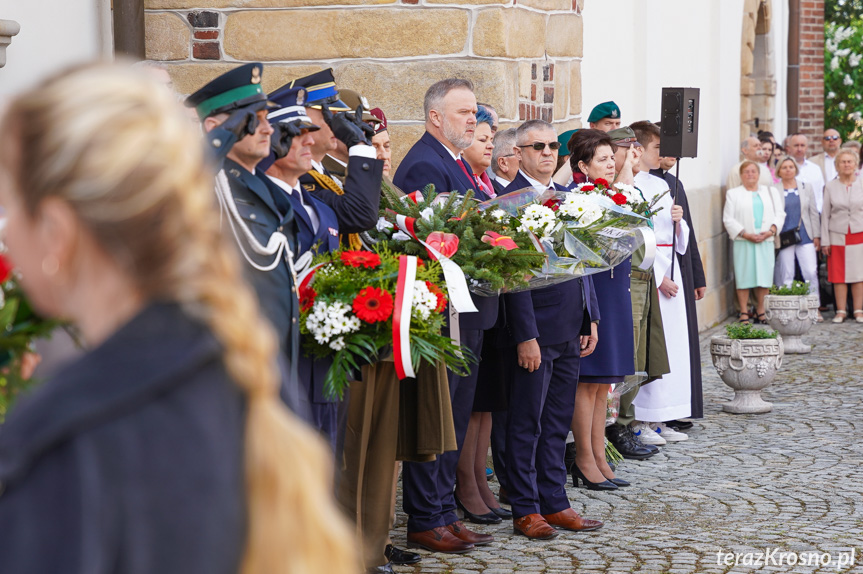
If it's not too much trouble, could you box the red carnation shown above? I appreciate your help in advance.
[581,184,595,192]
[611,193,628,206]
[298,285,317,312]
[353,286,394,323]
[426,281,447,313]
[0,255,12,283]
[341,250,382,268]
[594,178,609,187]
[543,199,561,212]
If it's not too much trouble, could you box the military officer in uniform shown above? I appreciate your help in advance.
[288,69,384,248]
[260,84,346,448]
[186,63,305,413]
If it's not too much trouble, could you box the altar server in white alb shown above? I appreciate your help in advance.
[629,122,691,443]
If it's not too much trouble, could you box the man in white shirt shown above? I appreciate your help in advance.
[727,136,774,190]
[489,127,519,194]
[789,133,827,212]
[810,128,842,184]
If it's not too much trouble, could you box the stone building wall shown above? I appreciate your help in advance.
[795,0,825,152]
[143,0,585,167]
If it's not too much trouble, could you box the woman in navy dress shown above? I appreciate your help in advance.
[567,130,635,490]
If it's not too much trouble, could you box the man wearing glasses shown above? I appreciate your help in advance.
[812,129,843,185]
[501,120,603,540]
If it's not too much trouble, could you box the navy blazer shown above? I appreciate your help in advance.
[502,174,599,347]
[261,174,340,256]
[0,303,245,574]
[299,156,384,234]
[393,132,477,197]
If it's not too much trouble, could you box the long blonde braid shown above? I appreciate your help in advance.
[0,62,358,574]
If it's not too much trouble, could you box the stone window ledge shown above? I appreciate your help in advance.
[0,19,21,68]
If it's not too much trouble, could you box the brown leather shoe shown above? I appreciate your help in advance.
[513,514,558,540]
[406,527,474,554]
[542,508,603,532]
[446,520,494,546]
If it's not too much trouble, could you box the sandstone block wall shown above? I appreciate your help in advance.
[143,0,585,167]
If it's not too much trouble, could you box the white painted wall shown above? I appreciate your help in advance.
[0,0,111,96]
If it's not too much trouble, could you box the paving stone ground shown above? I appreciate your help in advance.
[392,318,863,573]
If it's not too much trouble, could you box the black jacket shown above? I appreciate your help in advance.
[0,303,246,573]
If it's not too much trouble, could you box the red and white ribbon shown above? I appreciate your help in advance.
[393,255,418,379]
[394,214,478,314]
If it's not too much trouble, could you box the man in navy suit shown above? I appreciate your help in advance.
[489,127,519,196]
[394,79,498,554]
[261,86,344,448]
[502,120,604,539]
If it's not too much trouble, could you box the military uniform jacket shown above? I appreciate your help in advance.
[298,156,383,235]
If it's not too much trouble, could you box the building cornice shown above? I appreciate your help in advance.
[0,19,21,68]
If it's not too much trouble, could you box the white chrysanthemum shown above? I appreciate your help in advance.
[614,183,640,204]
[559,194,603,227]
[519,204,557,236]
[491,209,508,222]
[411,280,439,321]
[306,300,360,345]
[329,337,346,351]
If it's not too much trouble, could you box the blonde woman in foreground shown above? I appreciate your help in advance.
[0,63,358,574]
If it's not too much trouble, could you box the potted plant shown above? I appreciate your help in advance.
[710,323,784,414]
[763,280,819,354]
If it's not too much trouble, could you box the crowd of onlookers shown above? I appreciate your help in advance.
[724,128,863,323]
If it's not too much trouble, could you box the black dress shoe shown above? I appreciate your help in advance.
[665,419,693,431]
[606,424,654,460]
[609,477,630,487]
[366,563,394,574]
[455,495,502,524]
[572,464,618,491]
[385,545,421,565]
[490,505,512,519]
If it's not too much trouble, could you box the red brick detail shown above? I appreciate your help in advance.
[530,84,537,101]
[194,30,219,40]
[193,42,220,60]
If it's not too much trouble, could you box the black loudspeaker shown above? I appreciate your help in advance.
[659,87,700,158]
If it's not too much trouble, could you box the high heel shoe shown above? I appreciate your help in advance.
[608,477,630,487]
[455,494,502,524]
[572,465,618,491]
[490,505,512,519]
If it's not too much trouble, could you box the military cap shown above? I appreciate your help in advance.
[557,129,578,154]
[185,62,269,120]
[339,88,380,124]
[607,126,642,148]
[287,68,350,111]
[369,107,388,134]
[587,101,621,123]
[267,85,320,131]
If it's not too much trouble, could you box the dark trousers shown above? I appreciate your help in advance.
[506,338,581,519]
[402,329,483,532]
[490,410,509,492]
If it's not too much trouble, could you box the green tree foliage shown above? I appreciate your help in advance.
[826,1,863,139]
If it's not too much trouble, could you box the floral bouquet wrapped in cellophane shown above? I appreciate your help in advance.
[365,182,547,296]
[479,180,653,279]
[298,246,471,399]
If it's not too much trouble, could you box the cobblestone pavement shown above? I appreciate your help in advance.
[392,319,863,573]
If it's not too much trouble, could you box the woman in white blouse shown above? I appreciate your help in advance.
[723,161,785,323]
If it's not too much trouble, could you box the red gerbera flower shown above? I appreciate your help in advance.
[298,285,317,312]
[426,281,447,313]
[611,193,628,206]
[0,255,12,283]
[341,250,382,269]
[353,286,394,323]
[594,178,609,187]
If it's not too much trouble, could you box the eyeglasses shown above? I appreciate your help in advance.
[518,141,562,151]
[824,136,841,141]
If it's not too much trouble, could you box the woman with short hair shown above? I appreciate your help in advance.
[818,148,863,323]
[723,160,785,323]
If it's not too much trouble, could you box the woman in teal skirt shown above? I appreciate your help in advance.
[723,161,786,323]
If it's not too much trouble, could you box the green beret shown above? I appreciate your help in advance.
[557,129,578,154]
[587,101,621,123]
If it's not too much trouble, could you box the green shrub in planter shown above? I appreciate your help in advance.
[725,323,777,340]
[769,280,810,296]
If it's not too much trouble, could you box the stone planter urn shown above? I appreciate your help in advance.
[710,335,784,414]
[764,293,818,353]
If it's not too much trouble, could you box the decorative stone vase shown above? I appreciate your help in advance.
[710,335,784,414]
[763,294,818,353]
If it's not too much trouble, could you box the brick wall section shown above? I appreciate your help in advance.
[798,0,824,153]
[143,0,586,167]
